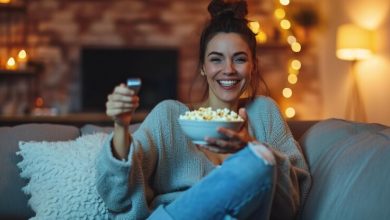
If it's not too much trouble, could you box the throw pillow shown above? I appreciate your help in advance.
[17,133,109,219]
[0,123,79,218]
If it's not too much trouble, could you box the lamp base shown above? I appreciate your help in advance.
[345,61,367,122]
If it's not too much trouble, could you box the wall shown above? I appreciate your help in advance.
[1,0,322,120]
[318,0,390,125]
[21,0,210,113]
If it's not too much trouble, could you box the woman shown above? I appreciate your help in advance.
[97,0,311,219]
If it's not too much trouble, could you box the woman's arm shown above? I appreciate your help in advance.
[106,83,139,160]
[96,99,181,217]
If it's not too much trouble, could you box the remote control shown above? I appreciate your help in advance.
[127,78,142,95]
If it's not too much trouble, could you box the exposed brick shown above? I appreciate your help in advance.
[1,0,320,119]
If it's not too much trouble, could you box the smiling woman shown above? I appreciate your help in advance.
[202,33,254,105]
[96,1,311,219]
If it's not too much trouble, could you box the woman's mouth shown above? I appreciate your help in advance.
[217,79,241,89]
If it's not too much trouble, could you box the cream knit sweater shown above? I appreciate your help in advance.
[96,96,311,220]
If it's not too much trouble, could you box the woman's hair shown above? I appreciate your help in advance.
[192,0,269,102]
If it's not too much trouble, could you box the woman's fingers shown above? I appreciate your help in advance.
[204,136,244,153]
[105,84,140,125]
[238,108,248,121]
[113,83,136,95]
[217,127,239,139]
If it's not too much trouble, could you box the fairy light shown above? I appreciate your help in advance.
[280,0,290,6]
[288,74,298,84]
[248,21,260,34]
[285,107,296,118]
[287,35,296,45]
[291,59,302,70]
[255,31,267,43]
[273,0,302,119]
[291,42,302,52]
[280,19,291,30]
[274,8,286,20]
[283,88,293,98]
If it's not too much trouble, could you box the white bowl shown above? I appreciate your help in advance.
[178,119,244,145]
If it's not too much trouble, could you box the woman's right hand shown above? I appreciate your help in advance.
[106,83,140,127]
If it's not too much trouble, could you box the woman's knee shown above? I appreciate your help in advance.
[247,142,276,166]
[222,145,276,188]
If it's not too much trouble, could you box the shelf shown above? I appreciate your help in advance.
[0,69,35,77]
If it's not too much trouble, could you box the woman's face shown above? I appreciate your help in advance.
[203,33,254,105]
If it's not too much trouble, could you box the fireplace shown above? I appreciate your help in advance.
[81,47,178,112]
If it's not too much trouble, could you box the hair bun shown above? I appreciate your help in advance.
[208,0,248,20]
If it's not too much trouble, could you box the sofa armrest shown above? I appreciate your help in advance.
[287,120,319,141]
[0,123,80,219]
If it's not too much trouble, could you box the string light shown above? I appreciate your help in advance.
[274,8,286,20]
[288,66,299,75]
[251,1,302,118]
[248,21,260,34]
[249,20,268,44]
[273,0,302,119]
[280,0,290,6]
[280,19,291,30]
[291,42,302,52]
[287,35,297,45]
[255,31,267,43]
[285,107,296,118]
[283,88,293,98]
[291,59,302,70]
[288,74,298,84]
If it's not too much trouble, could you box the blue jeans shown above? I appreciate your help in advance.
[148,144,276,220]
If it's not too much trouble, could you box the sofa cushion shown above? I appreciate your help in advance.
[299,119,390,220]
[17,133,109,219]
[299,118,385,167]
[0,123,80,219]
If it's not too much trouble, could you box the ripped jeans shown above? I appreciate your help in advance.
[148,143,276,220]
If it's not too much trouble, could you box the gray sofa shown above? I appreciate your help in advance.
[1,118,389,220]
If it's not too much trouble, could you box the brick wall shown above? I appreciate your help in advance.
[24,0,214,113]
[2,0,322,119]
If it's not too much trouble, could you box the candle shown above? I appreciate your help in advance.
[6,57,17,70]
[17,49,28,70]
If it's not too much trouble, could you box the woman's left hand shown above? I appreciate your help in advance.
[203,108,255,154]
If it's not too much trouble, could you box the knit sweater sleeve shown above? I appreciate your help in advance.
[95,100,181,218]
[247,97,311,220]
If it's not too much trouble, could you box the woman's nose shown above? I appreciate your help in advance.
[223,60,235,74]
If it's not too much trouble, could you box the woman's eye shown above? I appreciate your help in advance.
[235,57,247,63]
[210,57,222,63]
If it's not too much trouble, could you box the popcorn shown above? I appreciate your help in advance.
[179,107,244,122]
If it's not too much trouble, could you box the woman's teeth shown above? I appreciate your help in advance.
[218,80,240,87]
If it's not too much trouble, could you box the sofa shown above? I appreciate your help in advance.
[0,118,389,220]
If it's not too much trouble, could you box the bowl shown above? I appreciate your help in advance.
[178,119,244,145]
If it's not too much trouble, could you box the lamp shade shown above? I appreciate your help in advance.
[336,24,374,61]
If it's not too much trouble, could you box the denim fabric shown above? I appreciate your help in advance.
[148,146,276,220]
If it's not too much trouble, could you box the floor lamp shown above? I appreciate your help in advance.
[336,24,374,122]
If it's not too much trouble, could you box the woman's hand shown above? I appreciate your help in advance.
[203,108,255,154]
[106,83,140,127]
